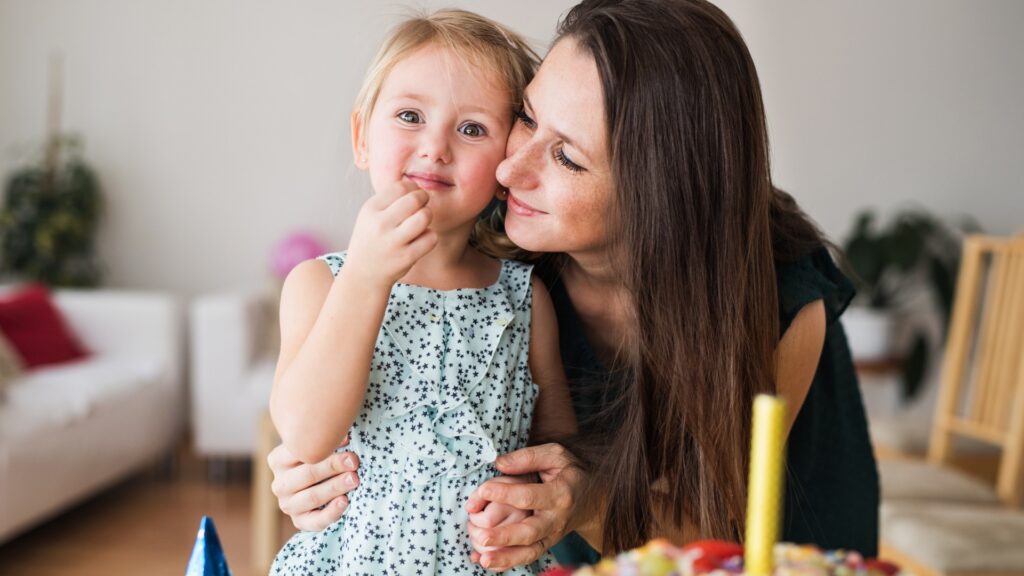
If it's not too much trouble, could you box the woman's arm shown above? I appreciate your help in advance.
[467,299,828,568]
[775,299,826,432]
[647,299,826,545]
[528,275,577,442]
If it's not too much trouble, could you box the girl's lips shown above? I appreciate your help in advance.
[405,172,453,191]
[507,192,547,216]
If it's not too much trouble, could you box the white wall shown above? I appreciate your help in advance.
[1,0,1022,298]
[717,0,1024,237]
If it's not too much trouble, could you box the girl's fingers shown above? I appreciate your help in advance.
[465,493,489,514]
[373,180,420,209]
[405,229,438,260]
[394,206,433,244]
[381,189,430,227]
[470,514,549,549]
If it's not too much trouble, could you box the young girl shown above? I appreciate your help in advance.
[268,10,573,575]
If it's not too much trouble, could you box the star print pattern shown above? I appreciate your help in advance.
[270,251,556,575]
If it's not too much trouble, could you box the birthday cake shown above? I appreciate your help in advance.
[541,539,901,576]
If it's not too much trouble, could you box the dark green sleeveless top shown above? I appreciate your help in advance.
[538,247,880,565]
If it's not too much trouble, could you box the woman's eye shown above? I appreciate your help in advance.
[397,110,421,124]
[513,109,536,130]
[459,123,487,138]
[554,147,585,174]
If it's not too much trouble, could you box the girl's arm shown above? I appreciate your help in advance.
[528,274,577,443]
[270,185,436,464]
[269,259,392,464]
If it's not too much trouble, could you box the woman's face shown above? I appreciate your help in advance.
[496,38,615,257]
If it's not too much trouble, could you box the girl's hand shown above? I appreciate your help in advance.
[467,476,532,554]
[345,181,437,291]
[466,444,584,571]
[267,440,361,532]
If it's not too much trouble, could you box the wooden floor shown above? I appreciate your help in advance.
[0,453,291,576]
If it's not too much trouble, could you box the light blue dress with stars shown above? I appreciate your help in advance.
[270,251,556,576]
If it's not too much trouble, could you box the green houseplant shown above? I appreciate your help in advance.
[0,134,104,287]
[842,208,975,400]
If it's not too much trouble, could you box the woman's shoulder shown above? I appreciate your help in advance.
[775,245,855,334]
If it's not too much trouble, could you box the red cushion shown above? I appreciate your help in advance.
[0,284,89,368]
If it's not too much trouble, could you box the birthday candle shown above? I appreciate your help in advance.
[744,394,786,576]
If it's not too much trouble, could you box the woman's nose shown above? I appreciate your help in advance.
[497,134,539,191]
[419,128,452,164]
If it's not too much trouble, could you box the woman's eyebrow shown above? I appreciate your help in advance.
[524,93,593,164]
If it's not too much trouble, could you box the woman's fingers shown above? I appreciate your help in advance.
[290,495,349,532]
[495,443,572,477]
[478,542,550,572]
[278,469,359,517]
[270,451,358,500]
[476,479,556,511]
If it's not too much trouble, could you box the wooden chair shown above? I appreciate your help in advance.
[928,234,1024,506]
[879,235,1024,576]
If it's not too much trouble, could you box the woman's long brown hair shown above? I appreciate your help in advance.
[557,0,823,552]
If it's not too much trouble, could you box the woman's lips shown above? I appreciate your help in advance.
[405,172,453,191]
[507,192,547,216]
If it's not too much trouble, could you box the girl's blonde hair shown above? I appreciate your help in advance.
[353,9,540,261]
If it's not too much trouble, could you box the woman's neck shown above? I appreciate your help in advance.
[562,251,633,369]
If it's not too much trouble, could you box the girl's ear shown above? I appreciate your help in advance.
[351,110,368,170]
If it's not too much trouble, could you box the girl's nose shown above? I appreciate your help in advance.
[419,128,452,164]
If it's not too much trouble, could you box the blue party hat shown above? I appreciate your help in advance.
[185,515,232,576]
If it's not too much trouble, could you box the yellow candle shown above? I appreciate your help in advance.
[744,394,786,576]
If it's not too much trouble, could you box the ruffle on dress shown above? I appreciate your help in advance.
[320,252,532,485]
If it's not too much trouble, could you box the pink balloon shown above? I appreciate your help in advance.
[271,232,329,279]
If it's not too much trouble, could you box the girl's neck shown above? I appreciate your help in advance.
[398,225,500,291]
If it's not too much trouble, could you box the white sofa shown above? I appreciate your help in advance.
[0,289,183,543]
[189,291,275,459]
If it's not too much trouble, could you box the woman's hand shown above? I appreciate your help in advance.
[466,443,584,571]
[267,440,361,531]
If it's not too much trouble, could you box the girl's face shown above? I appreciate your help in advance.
[496,38,615,257]
[354,43,513,234]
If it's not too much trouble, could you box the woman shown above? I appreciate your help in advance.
[267,0,879,570]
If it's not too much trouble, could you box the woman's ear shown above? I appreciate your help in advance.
[351,110,368,169]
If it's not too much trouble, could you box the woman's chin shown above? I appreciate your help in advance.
[504,216,550,253]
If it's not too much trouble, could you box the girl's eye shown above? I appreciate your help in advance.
[554,147,585,174]
[513,109,536,130]
[397,110,421,124]
[459,122,487,138]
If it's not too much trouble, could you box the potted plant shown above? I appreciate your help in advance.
[841,208,976,400]
[0,55,104,287]
[0,134,104,287]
